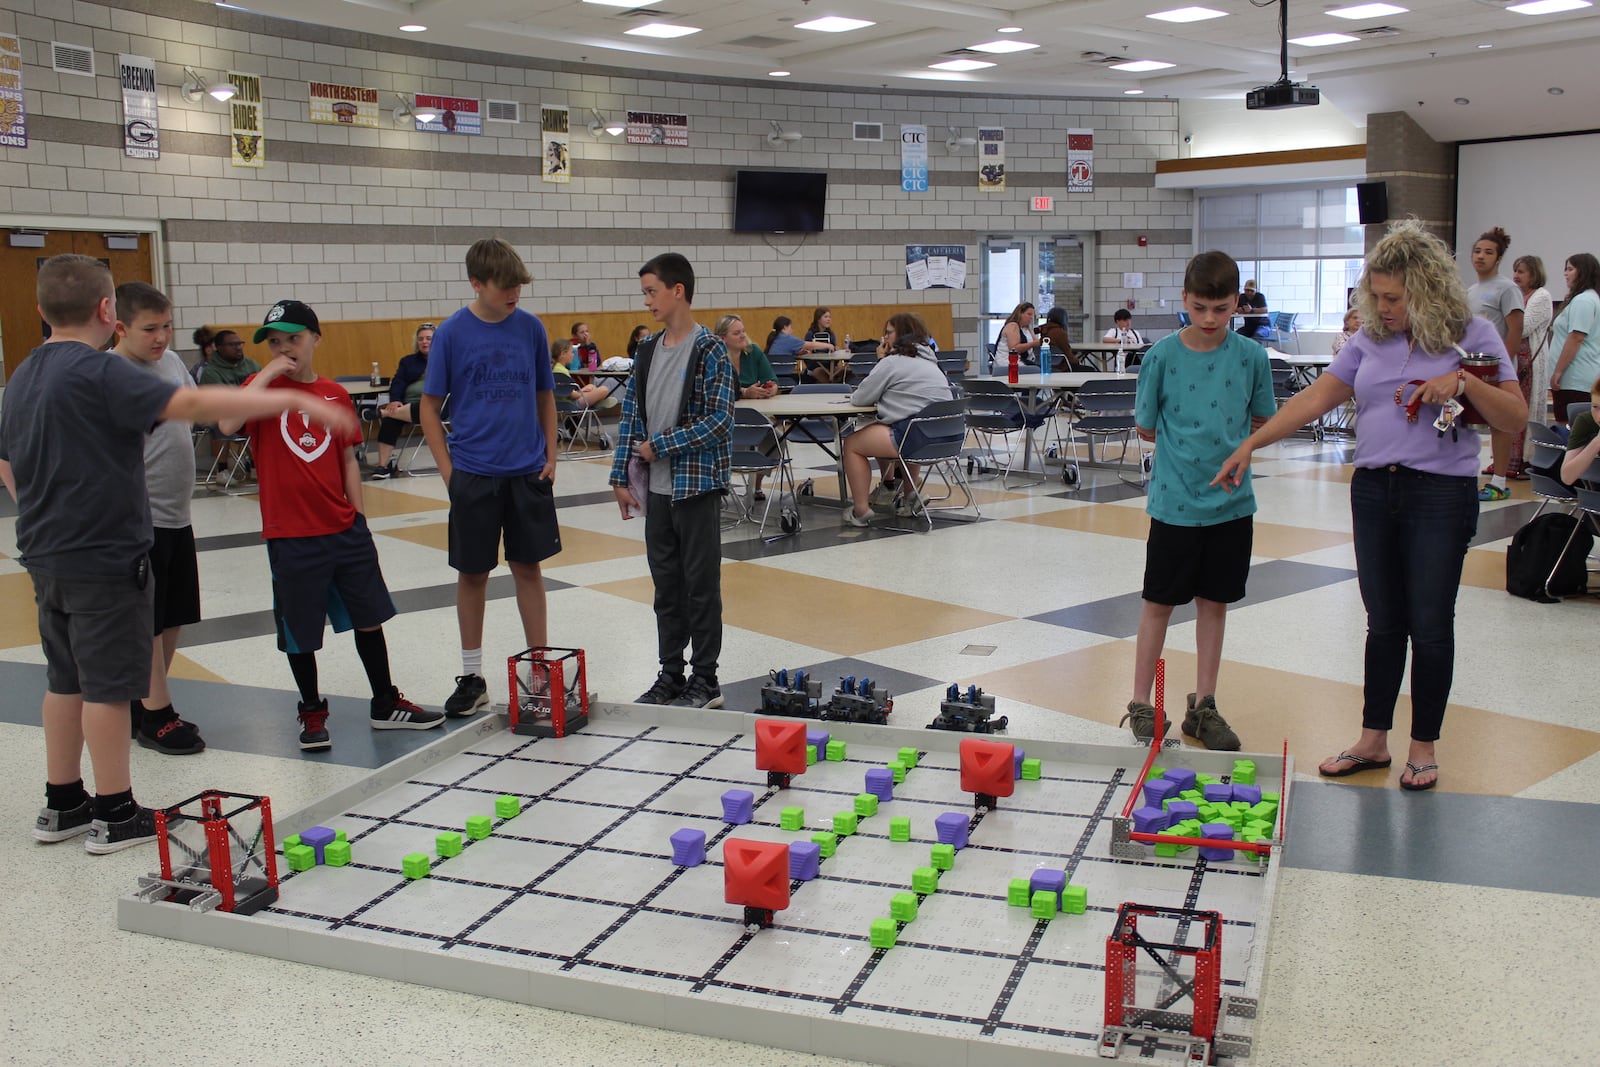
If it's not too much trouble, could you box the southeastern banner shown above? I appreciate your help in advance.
[626,111,687,147]
[309,81,380,128]
[977,126,1005,192]
[119,54,158,159]
[541,104,570,184]
[900,124,928,193]
[228,71,264,168]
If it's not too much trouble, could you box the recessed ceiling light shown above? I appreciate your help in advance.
[969,40,1040,54]
[1289,33,1361,47]
[1454,97,1470,105]
[768,70,791,77]
[399,25,427,33]
[1146,7,1228,23]
[584,0,660,5]
[1549,86,1565,94]
[1109,59,1176,72]
[1327,3,1408,18]
[1507,0,1591,13]
[795,16,875,32]
[997,26,1023,33]
[624,23,701,39]
[931,59,997,72]
[1123,89,1145,95]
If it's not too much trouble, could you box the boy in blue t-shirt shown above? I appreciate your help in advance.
[421,239,560,716]
[1124,250,1275,750]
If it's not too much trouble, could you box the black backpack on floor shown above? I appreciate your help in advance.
[1506,513,1592,602]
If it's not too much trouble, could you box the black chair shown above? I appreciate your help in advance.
[937,350,968,382]
[960,378,1058,488]
[767,359,799,390]
[726,407,797,534]
[891,398,979,529]
[787,382,852,453]
[1062,378,1146,489]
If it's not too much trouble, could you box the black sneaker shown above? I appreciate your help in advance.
[85,805,159,854]
[33,799,94,843]
[298,698,331,751]
[370,688,446,731]
[371,459,398,480]
[637,671,686,705]
[670,675,723,709]
[136,707,206,756]
[445,673,489,717]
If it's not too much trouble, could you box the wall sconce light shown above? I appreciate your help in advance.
[767,120,803,147]
[182,66,238,103]
[589,108,626,137]
[394,92,440,126]
[945,126,977,152]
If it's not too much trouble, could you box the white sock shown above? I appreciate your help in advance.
[462,648,483,678]
[1490,475,1507,490]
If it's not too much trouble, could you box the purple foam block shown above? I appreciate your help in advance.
[934,811,970,850]
[789,841,821,881]
[1131,806,1170,834]
[1142,778,1178,807]
[721,789,755,825]
[1202,783,1234,805]
[1232,784,1263,806]
[1198,822,1235,862]
[865,767,895,802]
[670,828,706,867]
[301,825,336,864]
[1162,767,1198,792]
[1166,800,1200,823]
[1013,748,1026,780]
[806,728,830,755]
[1029,867,1067,907]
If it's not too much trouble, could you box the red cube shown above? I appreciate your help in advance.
[959,737,1016,800]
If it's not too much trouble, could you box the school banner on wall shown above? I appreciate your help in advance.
[626,111,687,146]
[906,245,968,290]
[0,35,27,149]
[228,71,264,168]
[900,124,928,193]
[308,81,379,128]
[416,95,481,135]
[119,54,158,159]
[541,105,570,184]
[977,126,1005,192]
[1067,128,1094,193]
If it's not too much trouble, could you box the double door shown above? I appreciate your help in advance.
[980,234,1095,364]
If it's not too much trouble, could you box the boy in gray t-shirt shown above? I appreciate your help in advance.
[113,283,207,756]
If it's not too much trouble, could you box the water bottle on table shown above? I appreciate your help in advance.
[1039,338,1050,377]
[1114,343,1125,377]
[370,362,381,386]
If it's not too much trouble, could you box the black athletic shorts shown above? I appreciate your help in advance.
[32,569,154,703]
[266,514,396,654]
[150,525,202,635]
[447,471,562,574]
[1142,515,1254,606]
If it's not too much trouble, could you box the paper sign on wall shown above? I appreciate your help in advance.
[900,124,928,193]
[1067,128,1094,193]
[906,244,968,290]
[977,127,1005,192]
[119,54,158,159]
[309,81,380,128]
[229,71,264,168]
[541,105,570,184]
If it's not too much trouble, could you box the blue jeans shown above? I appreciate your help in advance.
[1350,466,1478,742]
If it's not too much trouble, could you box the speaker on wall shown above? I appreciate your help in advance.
[1356,181,1388,225]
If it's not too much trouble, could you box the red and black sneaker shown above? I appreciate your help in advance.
[370,688,445,731]
[298,698,331,751]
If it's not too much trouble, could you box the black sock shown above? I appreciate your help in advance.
[46,779,89,812]
[353,628,393,699]
[287,652,320,706]
[93,788,137,823]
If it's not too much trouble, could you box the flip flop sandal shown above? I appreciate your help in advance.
[1399,761,1439,792]
[1318,751,1393,778]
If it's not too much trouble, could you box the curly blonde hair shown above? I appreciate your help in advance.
[1354,219,1472,354]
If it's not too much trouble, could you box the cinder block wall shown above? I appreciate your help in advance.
[0,0,1194,353]
[1364,110,1456,252]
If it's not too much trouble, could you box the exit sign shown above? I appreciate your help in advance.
[1030,196,1053,212]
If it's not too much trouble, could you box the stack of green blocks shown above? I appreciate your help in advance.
[811,831,837,858]
[896,747,918,769]
[1231,760,1256,786]
[1020,757,1041,781]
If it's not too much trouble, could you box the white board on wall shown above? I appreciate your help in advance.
[1456,132,1600,302]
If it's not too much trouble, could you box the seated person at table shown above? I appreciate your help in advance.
[715,314,779,401]
[1236,279,1270,339]
[771,316,838,384]
[1559,373,1600,486]
[995,302,1042,368]
[570,321,601,369]
[553,337,626,412]
[1040,307,1077,369]
[868,312,938,505]
[373,321,434,479]
[1103,308,1145,346]
[800,307,848,384]
[189,325,217,383]
[197,329,258,386]
[841,323,957,527]
[1330,306,1360,357]
[626,324,650,358]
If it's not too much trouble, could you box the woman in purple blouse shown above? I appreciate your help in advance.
[1214,221,1527,792]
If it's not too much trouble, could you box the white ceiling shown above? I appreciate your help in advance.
[231,0,1600,142]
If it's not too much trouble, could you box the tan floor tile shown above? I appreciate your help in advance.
[360,485,449,518]
[168,652,228,685]
[376,522,451,553]
[1460,547,1507,591]
[1250,522,1351,559]
[960,642,1600,797]
[590,562,1011,656]
[0,572,39,649]
[1009,503,1150,539]
[377,523,644,569]
[1279,465,1354,483]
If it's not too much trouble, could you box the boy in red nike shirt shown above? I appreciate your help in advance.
[219,300,443,750]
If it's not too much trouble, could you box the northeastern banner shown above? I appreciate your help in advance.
[309,81,380,128]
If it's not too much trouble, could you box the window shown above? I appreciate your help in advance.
[1198,185,1364,329]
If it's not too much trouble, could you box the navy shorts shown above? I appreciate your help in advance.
[33,569,154,703]
[1142,515,1254,606]
[150,525,201,635]
[267,515,396,654]
[447,471,562,574]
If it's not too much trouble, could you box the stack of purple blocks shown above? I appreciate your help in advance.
[806,728,830,756]
[1198,822,1235,862]
[789,841,821,881]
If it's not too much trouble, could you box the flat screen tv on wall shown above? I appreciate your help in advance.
[733,170,827,233]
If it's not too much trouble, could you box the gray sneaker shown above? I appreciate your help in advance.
[34,799,94,843]
[670,675,724,709]
[1119,700,1170,744]
[869,482,899,508]
[843,509,872,528]
[1183,694,1241,751]
[893,494,923,518]
[85,805,159,854]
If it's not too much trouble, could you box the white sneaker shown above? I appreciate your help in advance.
[843,509,871,528]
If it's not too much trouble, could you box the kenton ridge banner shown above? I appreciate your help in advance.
[541,104,570,184]
[977,127,1005,192]
[228,71,264,167]
[0,35,27,149]
[309,81,380,128]
[1067,128,1094,193]
[900,124,929,193]
[119,54,158,159]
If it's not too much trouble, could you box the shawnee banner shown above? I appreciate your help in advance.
[119,54,158,159]
[309,81,380,128]
[541,104,570,184]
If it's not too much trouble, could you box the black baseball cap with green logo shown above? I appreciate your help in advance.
[253,299,322,343]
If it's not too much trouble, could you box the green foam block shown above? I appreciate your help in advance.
[282,834,302,850]
[833,811,858,836]
[1031,891,1057,920]
[826,740,847,762]
[930,843,955,871]
[1020,758,1042,781]
[806,744,817,766]
[495,795,520,819]
[1149,766,1166,779]
[334,829,348,843]
[854,793,879,818]
[324,840,351,867]
[812,831,837,858]
[890,892,919,922]
[887,760,907,784]
[402,852,430,879]
[869,918,898,949]
[897,746,919,769]
[1007,878,1032,907]
[912,867,939,894]
[285,844,315,872]
[436,831,463,858]
[888,817,911,842]
[780,806,806,831]
[1153,842,1180,858]
[465,815,492,840]
[1061,884,1087,915]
